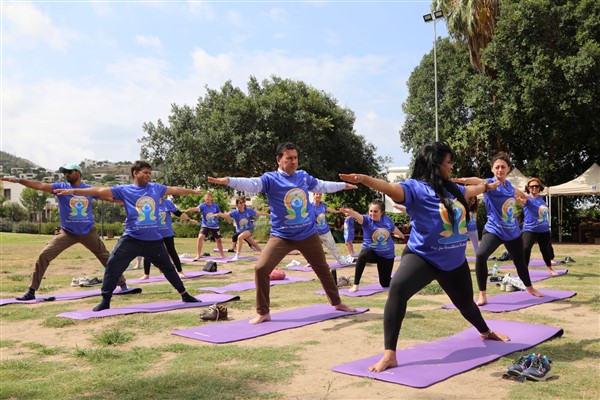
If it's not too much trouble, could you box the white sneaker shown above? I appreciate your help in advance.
[286,259,302,267]
[78,276,90,287]
[340,255,355,265]
[231,254,240,261]
[71,277,80,287]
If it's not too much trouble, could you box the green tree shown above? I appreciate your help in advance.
[139,76,385,210]
[0,201,28,221]
[20,188,50,219]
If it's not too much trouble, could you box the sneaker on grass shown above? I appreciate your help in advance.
[522,355,552,381]
[506,353,536,376]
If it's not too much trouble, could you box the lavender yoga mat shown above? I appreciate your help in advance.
[57,294,240,320]
[181,256,257,263]
[0,287,142,307]
[499,259,564,269]
[316,283,388,297]
[489,269,567,284]
[331,319,563,388]
[442,289,576,313]
[171,304,369,343]
[198,276,314,293]
[127,269,231,284]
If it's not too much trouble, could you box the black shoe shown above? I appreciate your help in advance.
[16,291,35,301]
[182,292,201,303]
[227,249,235,253]
[93,297,111,311]
[200,304,227,321]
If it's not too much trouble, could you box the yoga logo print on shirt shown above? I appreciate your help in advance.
[370,227,391,249]
[316,212,327,229]
[438,199,469,244]
[68,196,89,220]
[238,217,250,230]
[283,188,309,225]
[158,210,167,227]
[205,212,217,225]
[501,198,517,226]
[538,205,549,222]
[135,196,157,225]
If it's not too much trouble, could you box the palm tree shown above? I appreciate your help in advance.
[437,0,500,76]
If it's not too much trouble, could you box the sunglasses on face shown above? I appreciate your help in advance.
[529,185,541,189]
[63,170,75,174]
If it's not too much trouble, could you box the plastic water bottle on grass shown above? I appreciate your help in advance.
[492,262,499,277]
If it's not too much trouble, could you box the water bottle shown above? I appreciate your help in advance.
[492,262,499,277]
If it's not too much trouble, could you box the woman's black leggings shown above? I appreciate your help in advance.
[522,231,553,267]
[475,230,532,291]
[383,247,489,350]
[144,236,182,274]
[353,247,395,287]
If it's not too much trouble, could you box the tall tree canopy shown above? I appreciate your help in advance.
[139,76,387,212]
[403,0,599,186]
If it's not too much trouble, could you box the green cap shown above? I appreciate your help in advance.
[58,163,82,173]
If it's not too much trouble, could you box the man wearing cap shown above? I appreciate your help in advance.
[1,163,128,301]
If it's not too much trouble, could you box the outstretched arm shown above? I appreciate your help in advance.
[339,173,405,203]
[54,186,113,198]
[339,208,364,224]
[165,186,203,196]
[463,180,501,198]
[1,177,53,193]
[452,177,487,185]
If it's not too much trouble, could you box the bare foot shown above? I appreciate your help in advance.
[334,303,356,312]
[140,274,150,280]
[527,286,544,297]
[476,292,487,306]
[368,351,398,372]
[481,330,511,342]
[548,268,558,276]
[348,285,359,293]
[178,272,187,279]
[249,313,271,325]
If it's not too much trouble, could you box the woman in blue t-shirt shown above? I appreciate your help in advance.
[521,178,557,276]
[340,142,510,373]
[340,200,403,292]
[453,152,544,306]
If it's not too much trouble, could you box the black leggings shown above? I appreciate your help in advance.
[353,247,394,287]
[383,247,489,350]
[144,236,182,274]
[522,231,553,267]
[475,230,532,291]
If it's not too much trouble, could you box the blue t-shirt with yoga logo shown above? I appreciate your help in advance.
[483,178,520,241]
[157,199,178,238]
[198,202,221,228]
[399,179,468,271]
[230,208,257,233]
[467,210,477,232]
[111,182,167,241]
[259,170,318,240]
[360,214,396,259]
[52,182,96,235]
[313,202,331,235]
[522,196,550,233]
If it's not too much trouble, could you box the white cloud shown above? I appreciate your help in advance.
[1,2,76,51]
[266,8,288,24]
[135,34,164,52]
[186,0,216,21]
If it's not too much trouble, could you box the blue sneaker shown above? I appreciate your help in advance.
[522,354,552,381]
[506,353,535,376]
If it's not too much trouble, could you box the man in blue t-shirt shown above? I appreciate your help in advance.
[2,163,128,301]
[55,161,203,311]
[208,143,357,324]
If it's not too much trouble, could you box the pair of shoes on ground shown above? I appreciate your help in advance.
[337,276,351,288]
[79,277,102,287]
[71,276,87,287]
[500,273,526,291]
[199,304,228,321]
[506,353,552,381]
[339,255,355,265]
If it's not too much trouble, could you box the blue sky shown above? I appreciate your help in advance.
[2,0,447,171]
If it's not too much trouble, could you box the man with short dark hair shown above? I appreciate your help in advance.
[55,160,203,311]
[1,163,128,301]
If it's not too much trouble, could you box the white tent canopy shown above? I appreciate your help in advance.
[548,163,600,196]
[507,167,548,195]
[548,163,600,242]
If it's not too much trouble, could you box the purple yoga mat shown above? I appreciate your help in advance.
[57,293,240,320]
[198,276,314,293]
[0,287,142,307]
[331,319,563,388]
[285,261,355,272]
[499,259,564,269]
[180,256,257,263]
[442,289,576,313]
[171,304,369,343]
[127,269,231,284]
[316,283,388,297]
[488,269,568,284]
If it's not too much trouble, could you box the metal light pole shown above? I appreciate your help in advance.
[37,190,44,235]
[423,10,445,142]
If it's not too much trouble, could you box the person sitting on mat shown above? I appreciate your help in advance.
[55,160,202,311]
[214,196,269,261]
[340,200,403,293]
[208,142,357,324]
[340,142,510,373]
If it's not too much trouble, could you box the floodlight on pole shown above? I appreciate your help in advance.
[423,10,445,142]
